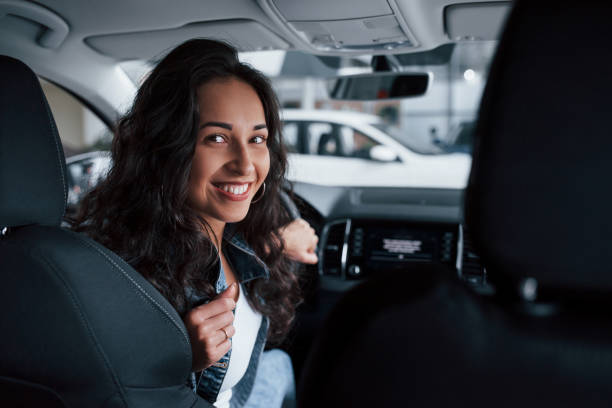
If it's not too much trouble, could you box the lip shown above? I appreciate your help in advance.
[211,182,252,201]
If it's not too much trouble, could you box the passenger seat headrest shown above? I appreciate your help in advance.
[466,1,612,293]
[0,56,67,228]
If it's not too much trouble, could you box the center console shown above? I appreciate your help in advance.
[319,218,458,280]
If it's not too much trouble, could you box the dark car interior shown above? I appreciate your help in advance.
[0,58,213,407]
[298,1,612,407]
[2,0,612,407]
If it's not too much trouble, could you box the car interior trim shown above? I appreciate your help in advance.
[84,19,290,60]
[257,0,419,54]
[444,1,511,41]
[0,0,69,49]
[340,218,351,279]
[317,218,349,277]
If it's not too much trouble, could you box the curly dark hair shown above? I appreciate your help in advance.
[70,38,300,343]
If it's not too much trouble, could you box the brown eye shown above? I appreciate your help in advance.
[206,134,226,143]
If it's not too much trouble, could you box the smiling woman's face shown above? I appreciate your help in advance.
[188,77,270,231]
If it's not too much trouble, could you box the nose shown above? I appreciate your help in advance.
[228,140,255,176]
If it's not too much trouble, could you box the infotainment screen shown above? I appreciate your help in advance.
[366,230,436,263]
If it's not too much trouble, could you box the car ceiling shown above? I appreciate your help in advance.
[0,0,510,121]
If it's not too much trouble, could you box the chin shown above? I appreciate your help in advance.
[220,208,252,224]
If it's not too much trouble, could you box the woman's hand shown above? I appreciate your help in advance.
[183,283,237,372]
[280,218,319,264]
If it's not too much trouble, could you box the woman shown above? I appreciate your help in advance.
[71,38,314,407]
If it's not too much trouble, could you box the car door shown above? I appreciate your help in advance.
[285,119,457,187]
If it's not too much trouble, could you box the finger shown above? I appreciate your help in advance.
[224,325,236,338]
[215,338,232,357]
[298,251,319,264]
[191,297,235,320]
[199,310,234,335]
[206,340,232,369]
[217,282,238,299]
[210,325,235,345]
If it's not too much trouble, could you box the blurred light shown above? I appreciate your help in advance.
[463,69,476,81]
[239,50,286,76]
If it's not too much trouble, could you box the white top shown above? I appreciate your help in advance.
[214,284,262,408]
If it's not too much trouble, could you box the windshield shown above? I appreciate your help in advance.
[371,123,431,155]
[112,42,497,189]
[267,42,495,188]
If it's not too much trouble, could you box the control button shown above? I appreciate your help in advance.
[327,267,340,275]
[347,264,361,277]
[465,275,483,285]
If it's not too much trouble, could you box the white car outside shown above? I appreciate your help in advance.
[281,109,472,189]
[65,151,112,207]
[65,109,472,203]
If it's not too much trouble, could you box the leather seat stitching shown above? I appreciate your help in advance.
[32,250,129,408]
[41,95,67,218]
[76,235,191,348]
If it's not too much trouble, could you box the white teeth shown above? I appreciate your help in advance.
[218,183,248,195]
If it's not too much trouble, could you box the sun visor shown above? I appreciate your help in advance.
[84,19,289,61]
[445,2,511,41]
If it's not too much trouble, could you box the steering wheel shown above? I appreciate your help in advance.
[278,189,319,272]
[279,189,301,220]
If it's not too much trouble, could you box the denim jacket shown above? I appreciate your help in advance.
[188,229,270,407]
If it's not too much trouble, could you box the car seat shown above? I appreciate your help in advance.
[298,1,612,406]
[0,56,212,407]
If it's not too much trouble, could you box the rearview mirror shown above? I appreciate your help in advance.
[328,72,430,100]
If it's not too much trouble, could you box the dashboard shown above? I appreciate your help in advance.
[287,181,490,377]
[292,182,487,290]
[320,219,458,279]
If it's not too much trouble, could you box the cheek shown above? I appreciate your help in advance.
[257,150,271,180]
[188,153,212,195]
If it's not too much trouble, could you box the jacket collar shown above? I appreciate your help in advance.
[220,225,269,286]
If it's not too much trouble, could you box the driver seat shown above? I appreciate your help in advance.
[0,56,211,407]
[298,1,612,406]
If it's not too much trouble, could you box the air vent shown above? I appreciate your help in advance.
[319,219,349,276]
[460,226,486,285]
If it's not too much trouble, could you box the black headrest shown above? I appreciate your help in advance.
[0,56,67,227]
[466,1,612,292]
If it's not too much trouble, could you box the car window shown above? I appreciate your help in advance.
[40,78,113,209]
[306,122,335,155]
[339,125,381,160]
[65,153,111,207]
[109,42,496,188]
[282,121,299,153]
[40,78,112,156]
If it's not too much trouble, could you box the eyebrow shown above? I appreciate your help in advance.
[200,121,232,130]
[199,122,267,131]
